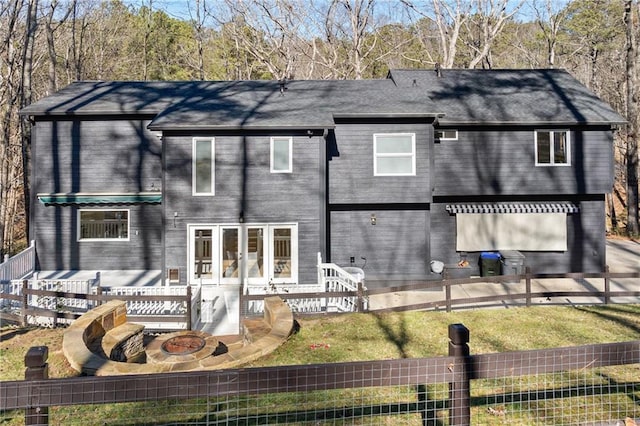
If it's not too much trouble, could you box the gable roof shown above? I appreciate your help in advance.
[388,69,626,126]
[20,69,625,128]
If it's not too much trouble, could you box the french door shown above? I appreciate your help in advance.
[189,224,297,285]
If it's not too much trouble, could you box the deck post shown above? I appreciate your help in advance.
[24,346,49,425]
[445,281,452,312]
[448,323,471,426]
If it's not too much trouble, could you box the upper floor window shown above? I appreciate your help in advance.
[78,209,129,241]
[271,137,292,173]
[435,129,458,140]
[193,137,215,195]
[535,130,570,166]
[373,133,416,176]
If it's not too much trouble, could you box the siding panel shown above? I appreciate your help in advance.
[329,122,432,204]
[163,133,323,284]
[433,127,614,196]
[32,117,162,271]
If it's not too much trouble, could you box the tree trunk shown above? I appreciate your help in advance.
[20,0,38,249]
[625,0,639,236]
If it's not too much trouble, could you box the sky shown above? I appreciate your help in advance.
[123,0,573,25]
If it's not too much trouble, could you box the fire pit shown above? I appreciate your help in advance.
[161,334,206,355]
[146,330,220,365]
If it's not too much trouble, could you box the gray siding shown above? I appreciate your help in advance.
[429,199,606,273]
[329,122,433,204]
[163,132,323,284]
[31,117,162,271]
[33,204,161,271]
[32,118,162,193]
[433,127,614,196]
[330,209,430,280]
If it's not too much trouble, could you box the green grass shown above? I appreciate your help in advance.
[1,305,640,424]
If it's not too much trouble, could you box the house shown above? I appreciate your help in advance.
[21,69,626,293]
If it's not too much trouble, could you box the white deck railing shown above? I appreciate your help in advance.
[243,253,365,315]
[244,282,326,314]
[102,285,189,316]
[318,253,365,312]
[0,240,36,283]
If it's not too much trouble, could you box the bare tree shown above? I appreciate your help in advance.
[531,0,570,68]
[212,0,302,80]
[44,0,74,93]
[463,0,524,69]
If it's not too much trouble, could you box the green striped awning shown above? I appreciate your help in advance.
[37,192,162,205]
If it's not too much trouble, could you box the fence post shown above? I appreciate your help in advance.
[357,281,365,312]
[95,285,103,307]
[604,265,610,304]
[186,285,192,330]
[445,281,452,313]
[24,346,49,425]
[21,280,29,326]
[525,266,532,307]
[448,323,471,426]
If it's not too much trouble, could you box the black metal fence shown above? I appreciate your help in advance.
[1,324,639,425]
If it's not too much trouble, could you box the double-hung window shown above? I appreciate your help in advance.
[373,133,416,176]
[78,210,129,241]
[535,130,570,166]
[193,137,215,195]
[270,137,292,173]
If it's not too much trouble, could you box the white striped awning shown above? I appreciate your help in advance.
[445,202,580,214]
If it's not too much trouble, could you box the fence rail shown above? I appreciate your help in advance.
[1,280,192,329]
[1,325,638,425]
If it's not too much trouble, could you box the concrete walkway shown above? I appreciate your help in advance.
[368,239,640,311]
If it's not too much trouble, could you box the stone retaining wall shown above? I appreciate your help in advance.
[63,297,295,376]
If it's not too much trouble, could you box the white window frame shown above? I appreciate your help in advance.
[77,209,130,242]
[435,129,458,140]
[192,137,215,196]
[373,133,416,176]
[270,136,293,173]
[535,130,571,166]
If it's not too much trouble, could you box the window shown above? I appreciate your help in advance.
[270,137,292,173]
[78,210,129,241]
[435,129,458,140]
[193,138,215,195]
[535,130,570,166]
[373,133,416,176]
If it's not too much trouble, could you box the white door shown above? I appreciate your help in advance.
[188,223,297,286]
[189,226,218,285]
[220,226,240,284]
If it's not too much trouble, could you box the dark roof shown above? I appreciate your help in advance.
[389,69,626,126]
[148,79,441,130]
[19,81,185,116]
[21,69,625,128]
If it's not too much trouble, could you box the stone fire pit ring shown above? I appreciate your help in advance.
[146,330,220,365]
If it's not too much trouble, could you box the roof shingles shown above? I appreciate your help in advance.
[20,69,626,128]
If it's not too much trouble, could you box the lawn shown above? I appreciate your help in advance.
[1,305,640,424]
